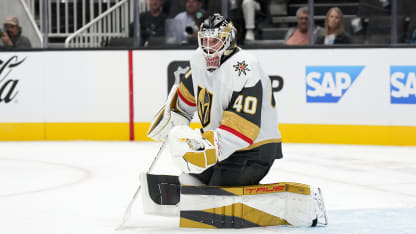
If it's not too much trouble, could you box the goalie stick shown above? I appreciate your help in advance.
[116,141,167,230]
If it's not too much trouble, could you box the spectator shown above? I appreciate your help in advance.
[228,0,245,44]
[166,0,206,45]
[138,0,167,47]
[241,0,272,41]
[242,0,261,41]
[0,16,32,49]
[285,7,322,45]
[315,7,351,45]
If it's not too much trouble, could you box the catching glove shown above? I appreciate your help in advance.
[168,125,221,174]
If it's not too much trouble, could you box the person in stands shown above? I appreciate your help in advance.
[0,16,32,49]
[315,7,352,45]
[284,7,322,45]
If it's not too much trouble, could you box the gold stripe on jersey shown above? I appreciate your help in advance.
[238,138,282,151]
[221,111,260,143]
[178,82,195,105]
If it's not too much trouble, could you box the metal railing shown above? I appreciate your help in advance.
[64,0,129,47]
[20,0,44,45]
[22,0,149,44]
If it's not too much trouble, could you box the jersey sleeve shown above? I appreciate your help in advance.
[175,68,197,119]
[217,79,263,160]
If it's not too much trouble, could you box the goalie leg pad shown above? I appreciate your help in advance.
[179,182,322,228]
[139,173,180,217]
[179,172,206,186]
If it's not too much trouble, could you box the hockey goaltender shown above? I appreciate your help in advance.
[143,13,327,229]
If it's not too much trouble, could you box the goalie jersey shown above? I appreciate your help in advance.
[175,47,282,162]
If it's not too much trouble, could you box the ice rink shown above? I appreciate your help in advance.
[1,141,416,234]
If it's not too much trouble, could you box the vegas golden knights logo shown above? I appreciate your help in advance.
[197,86,213,128]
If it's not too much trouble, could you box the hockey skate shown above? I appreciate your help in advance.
[312,187,328,226]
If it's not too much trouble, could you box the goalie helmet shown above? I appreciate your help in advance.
[198,13,237,71]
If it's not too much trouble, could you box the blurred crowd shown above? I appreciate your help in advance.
[123,0,416,47]
[2,0,416,49]
[125,0,355,47]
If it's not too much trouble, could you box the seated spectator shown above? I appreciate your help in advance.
[166,0,206,45]
[285,7,322,45]
[0,16,32,49]
[139,0,167,47]
[315,7,351,45]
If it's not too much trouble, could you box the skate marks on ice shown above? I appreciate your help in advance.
[262,208,416,234]
[1,142,416,234]
[120,208,416,234]
[270,144,416,210]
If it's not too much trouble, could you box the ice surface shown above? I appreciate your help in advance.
[1,141,415,234]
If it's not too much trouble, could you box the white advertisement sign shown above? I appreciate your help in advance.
[0,53,44,122]
[133,48,416,126]
[0,51,129,123]
[1,48,415,141]
[255,48,416,126]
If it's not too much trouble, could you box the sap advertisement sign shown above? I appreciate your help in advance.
[390,66,416,104]
[305,66,364,103]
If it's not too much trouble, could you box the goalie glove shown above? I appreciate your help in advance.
[168,125,221,174]
[147,84,190,141]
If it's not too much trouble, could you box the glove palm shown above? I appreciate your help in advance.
[168,126,220,174]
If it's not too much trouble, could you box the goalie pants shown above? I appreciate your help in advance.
[190,142,282,186]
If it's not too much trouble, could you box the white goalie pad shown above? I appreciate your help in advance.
[139,173,180,217]
[179,182,327,228]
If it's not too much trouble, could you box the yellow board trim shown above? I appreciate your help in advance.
[0,123,45,140]
[0,122,129,141]
[2,122,416,145]
[134,122,201,141]
[279,123,416,146]
[46,123,129,140]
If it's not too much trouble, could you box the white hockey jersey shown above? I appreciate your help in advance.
[175,47,282,162]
